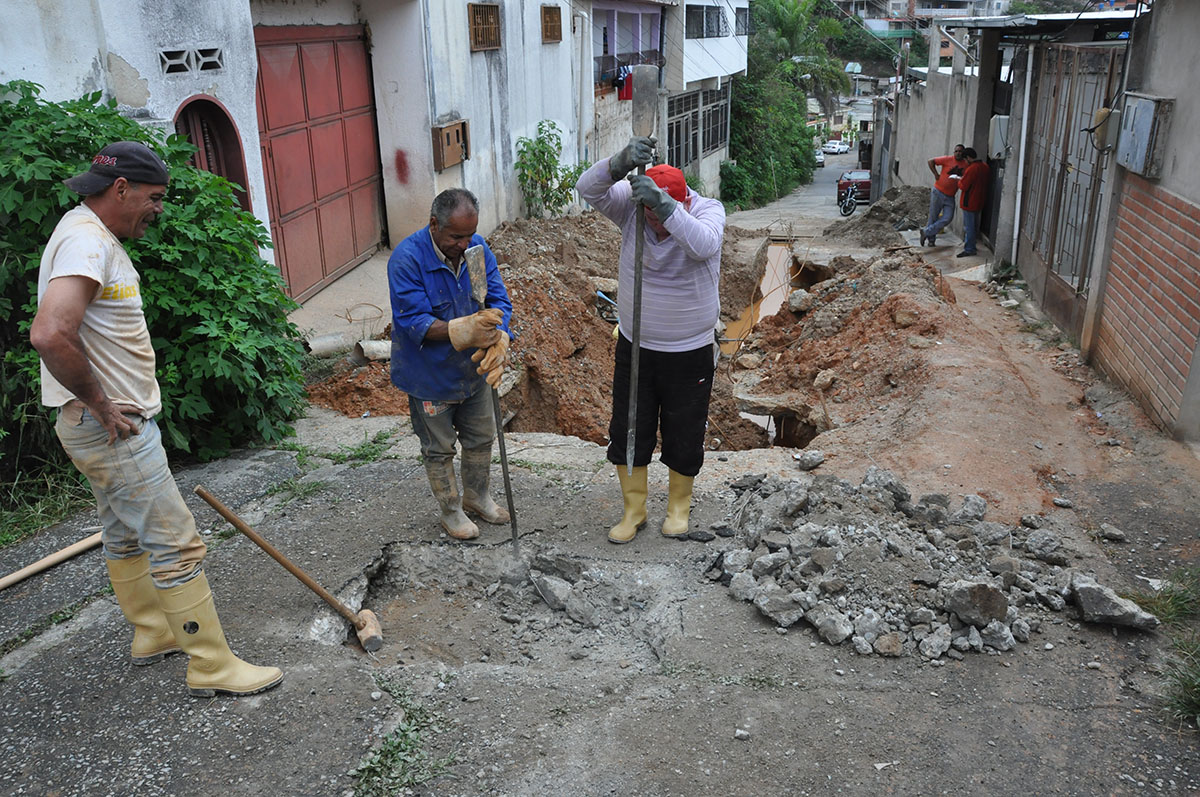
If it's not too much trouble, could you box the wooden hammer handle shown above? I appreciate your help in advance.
[194,485,364,630]
[0,531,103,591]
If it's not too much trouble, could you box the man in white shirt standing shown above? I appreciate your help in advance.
[576,138,725,544]
[30,142,281,698]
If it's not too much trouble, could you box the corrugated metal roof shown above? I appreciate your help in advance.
[936,9,1137,28]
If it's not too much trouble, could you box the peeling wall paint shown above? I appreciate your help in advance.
[105,54,149,107]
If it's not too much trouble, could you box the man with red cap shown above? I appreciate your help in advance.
[576,137,725,544]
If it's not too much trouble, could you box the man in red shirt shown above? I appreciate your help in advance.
[919,143,966,247]
[957,147,991,257]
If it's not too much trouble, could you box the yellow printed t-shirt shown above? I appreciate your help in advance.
[37,204,161,417]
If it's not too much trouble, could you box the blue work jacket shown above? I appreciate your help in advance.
[387,227,513,401]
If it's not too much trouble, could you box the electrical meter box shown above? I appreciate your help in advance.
[432,120,470,172]
[1116,93,1173,178]
[988,115,1010,160]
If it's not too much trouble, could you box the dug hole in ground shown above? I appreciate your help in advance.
[2,185,1198,795]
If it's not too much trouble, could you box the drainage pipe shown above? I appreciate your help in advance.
[305,332,353,358]
[1011,45,1034,266]
[354,340,392,362]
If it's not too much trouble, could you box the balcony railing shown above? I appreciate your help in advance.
[594,50,664,86]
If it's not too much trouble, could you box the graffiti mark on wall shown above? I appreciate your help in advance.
[394,150,410,184]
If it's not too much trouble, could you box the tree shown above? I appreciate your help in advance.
[1009,0,1094,13]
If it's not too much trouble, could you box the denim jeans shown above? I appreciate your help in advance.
[55,409,206,587]
[407,387,495,466]
[924,187,957,240]
[962,209,979,254]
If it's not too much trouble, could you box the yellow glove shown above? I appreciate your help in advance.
[472,330,510,388]
[447,308,504,351]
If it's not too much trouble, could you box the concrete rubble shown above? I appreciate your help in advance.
[692,467,1158,659]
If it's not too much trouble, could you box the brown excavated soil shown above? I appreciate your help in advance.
[307,210,771,451]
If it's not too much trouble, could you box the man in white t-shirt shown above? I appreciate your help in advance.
[29,142,281,698]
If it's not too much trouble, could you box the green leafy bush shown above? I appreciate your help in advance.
[515,120,586,218]
[0,80,305,489]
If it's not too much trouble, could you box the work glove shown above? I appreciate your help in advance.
[471,331,510,389]
[447,308,504,351]
[628,174,678,222]
[608,136,657,181]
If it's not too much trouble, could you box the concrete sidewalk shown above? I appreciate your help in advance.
[288,250,391,345]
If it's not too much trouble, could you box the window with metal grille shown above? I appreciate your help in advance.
[667,90,702,168]
[541,6,562,43]
[735,8,749,36]
[469,3,502,51]
[685,5,730,39]
[701,84,730,153]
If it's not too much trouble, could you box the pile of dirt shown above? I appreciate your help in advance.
[821,185,930,248]
[729,250,960,439]
[307,211,772,450]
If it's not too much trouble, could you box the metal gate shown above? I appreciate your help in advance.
[1020,43,1123,337]
[255,25,384,301]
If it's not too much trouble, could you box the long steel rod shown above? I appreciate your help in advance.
[625,163,646,476]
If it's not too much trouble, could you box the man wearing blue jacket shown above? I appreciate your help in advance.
[388,189,513,541]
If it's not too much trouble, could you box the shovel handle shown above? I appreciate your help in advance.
[626,164,646,476]
[193,485,365,630]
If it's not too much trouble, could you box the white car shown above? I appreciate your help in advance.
[835,140,851,154]
[815,150,825,167]
[821,141,841,154]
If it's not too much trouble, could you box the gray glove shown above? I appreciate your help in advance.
[608,136,657,181]
[628,174,678,222]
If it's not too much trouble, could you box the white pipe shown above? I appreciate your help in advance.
[354,340,392,362]
[574,10,592,166]
[1011,45,1033,265]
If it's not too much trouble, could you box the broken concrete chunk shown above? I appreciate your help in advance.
[532,574,572,611]
[722,549,752,576]
[761,531,792,552]
[979,619,1016,651]
[788,288,818,313]
[873,632,905,657]
[1097,523,1128,542]
[944,581,1009,628]
[795,450,825,471]
[1069,573,1159,630]
[918,623,952,659]
[729,571,759,602]
[949,494,987,524]
[754,583,806,627]
[805,603,854,644]
[1053,497,1073,508]
[973,521,1012,547]
[853,608,884,643]
[813,368,838,391]
[852,635,874,655]
[751,550,791,579]
[1020,514,1043,529]
[781,483,810,516]
[860,466,911,504]
[736,353,764,370]
[1026,529,1068,565]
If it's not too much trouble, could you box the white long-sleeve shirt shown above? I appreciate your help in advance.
[576,159,725,352]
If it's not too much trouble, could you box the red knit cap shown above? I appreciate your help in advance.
[646,164,688,202]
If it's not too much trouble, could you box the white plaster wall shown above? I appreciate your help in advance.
[1137,1,1200,202]
[1,1,107,99]
[102,1,269,253]
[697,145,724,197]
[2,1,271,258]
[249,0,360,27]
[359,0,432,243]
[592,90,635,165]
[423,0,581,234]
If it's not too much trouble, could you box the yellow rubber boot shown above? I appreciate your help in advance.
[106,553,182,665]
[609,465,648,544]
[661,469,695,538]
[157,571,283,697]
[461,445,510,525]
[424,460,480,540]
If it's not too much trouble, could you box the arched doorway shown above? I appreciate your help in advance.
[174,96,251,211]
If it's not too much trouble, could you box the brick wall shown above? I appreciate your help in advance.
[1094,174,1200,433]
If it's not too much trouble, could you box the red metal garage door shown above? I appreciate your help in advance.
[255,24,384,301]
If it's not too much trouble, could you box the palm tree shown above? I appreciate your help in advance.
[753,0,851,122]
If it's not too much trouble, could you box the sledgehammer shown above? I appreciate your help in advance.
[194,485,383,652]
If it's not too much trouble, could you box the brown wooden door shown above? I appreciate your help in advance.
[254,24,384,301]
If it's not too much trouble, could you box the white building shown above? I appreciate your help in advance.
[3,0,584,301]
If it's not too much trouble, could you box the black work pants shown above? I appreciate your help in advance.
[607,333,714,477]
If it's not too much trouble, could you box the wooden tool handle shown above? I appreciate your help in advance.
[194,485,364,630]
[0,531,103,592]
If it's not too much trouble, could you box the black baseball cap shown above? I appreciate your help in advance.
[63,141,170,195]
